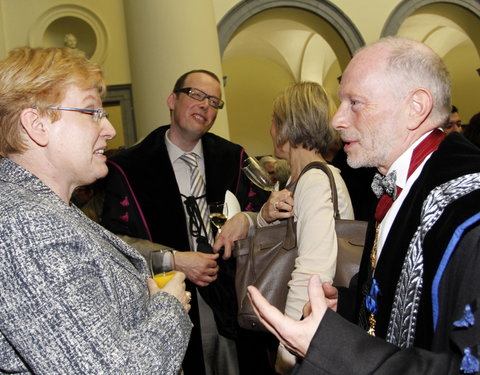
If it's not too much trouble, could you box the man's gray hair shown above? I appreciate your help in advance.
[367,37,451,126]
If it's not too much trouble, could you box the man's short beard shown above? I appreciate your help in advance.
[346,153,378,169]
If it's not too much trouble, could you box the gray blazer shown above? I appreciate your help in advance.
[0,158,191,374]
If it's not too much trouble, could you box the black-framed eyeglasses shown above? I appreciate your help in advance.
[174,87,224,109]
[41,106,109,122]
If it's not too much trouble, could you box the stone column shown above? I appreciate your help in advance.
[123,0,229,140]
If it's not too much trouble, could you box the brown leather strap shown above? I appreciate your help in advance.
[297,161,340,219]
[283,161,340,249]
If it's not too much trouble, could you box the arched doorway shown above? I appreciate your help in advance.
[218,0,363,156]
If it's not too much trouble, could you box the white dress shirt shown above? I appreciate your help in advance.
[377,130,435,259]
[165,129,206,251]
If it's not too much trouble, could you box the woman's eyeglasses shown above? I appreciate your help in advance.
[34,106,109,122]
[45,107,109,122]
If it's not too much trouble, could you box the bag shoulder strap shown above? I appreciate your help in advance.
[296,161,340,219]
[279,161,340,250]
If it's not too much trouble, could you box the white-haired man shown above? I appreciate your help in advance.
[249,37,480,374]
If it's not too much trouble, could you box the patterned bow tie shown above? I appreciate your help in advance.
[371,171,398,200]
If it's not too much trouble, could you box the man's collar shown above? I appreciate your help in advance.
[165,129,204,161]
[386,130,433,189]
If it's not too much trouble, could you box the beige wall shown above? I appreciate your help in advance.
[223,56,294,156]
[325,0,399,44]
[444,42,480,123]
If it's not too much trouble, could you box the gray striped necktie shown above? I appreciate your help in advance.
[180,152,213,244]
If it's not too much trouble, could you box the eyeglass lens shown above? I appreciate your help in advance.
[186,88,223,109]
[93,109,109,121]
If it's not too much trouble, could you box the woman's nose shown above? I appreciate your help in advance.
[102,118,117,140]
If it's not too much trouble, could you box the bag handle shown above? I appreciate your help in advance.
[282,161,339,249]
[297,161,340,219]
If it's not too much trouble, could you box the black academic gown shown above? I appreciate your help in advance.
[101,125,251,375]
[294,133,480,374]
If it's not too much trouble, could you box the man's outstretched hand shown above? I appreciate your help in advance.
[247,275,329,357]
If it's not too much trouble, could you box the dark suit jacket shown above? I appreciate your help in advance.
[101,125,251,375]
[101,125,250,247]
[294,133,480,374]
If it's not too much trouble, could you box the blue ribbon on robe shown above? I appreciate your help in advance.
[366,279,380,314]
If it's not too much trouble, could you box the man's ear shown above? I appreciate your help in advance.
[166,92,176,111]
[20,108,49,147]
[407,88,433,130]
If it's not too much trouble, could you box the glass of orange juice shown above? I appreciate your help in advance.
[151,249,176,288]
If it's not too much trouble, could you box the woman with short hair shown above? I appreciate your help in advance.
[0,46,191,374]
[216,82,354,373]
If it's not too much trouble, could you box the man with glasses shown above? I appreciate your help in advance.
[101,69,252,375]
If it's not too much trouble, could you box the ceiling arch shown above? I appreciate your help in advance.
[382,0,480,56]
[223,8,341,83]
[218,0,365,67]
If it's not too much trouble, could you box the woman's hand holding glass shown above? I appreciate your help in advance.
[148,249,191,311]
[151,249,176,288]
[147,273,191,312]
[260,189,294,223]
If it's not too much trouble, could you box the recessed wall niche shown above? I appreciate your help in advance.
[43,16,96,58]
[29,5,108,63]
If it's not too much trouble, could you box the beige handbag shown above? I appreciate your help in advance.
[233,162,367,332]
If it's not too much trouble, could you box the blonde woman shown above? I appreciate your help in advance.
[0,47,191,373]
[215,82,354,373]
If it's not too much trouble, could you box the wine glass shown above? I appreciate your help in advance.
[151,249,176,288]
[208,202,228,230]
[242,156,276,191]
